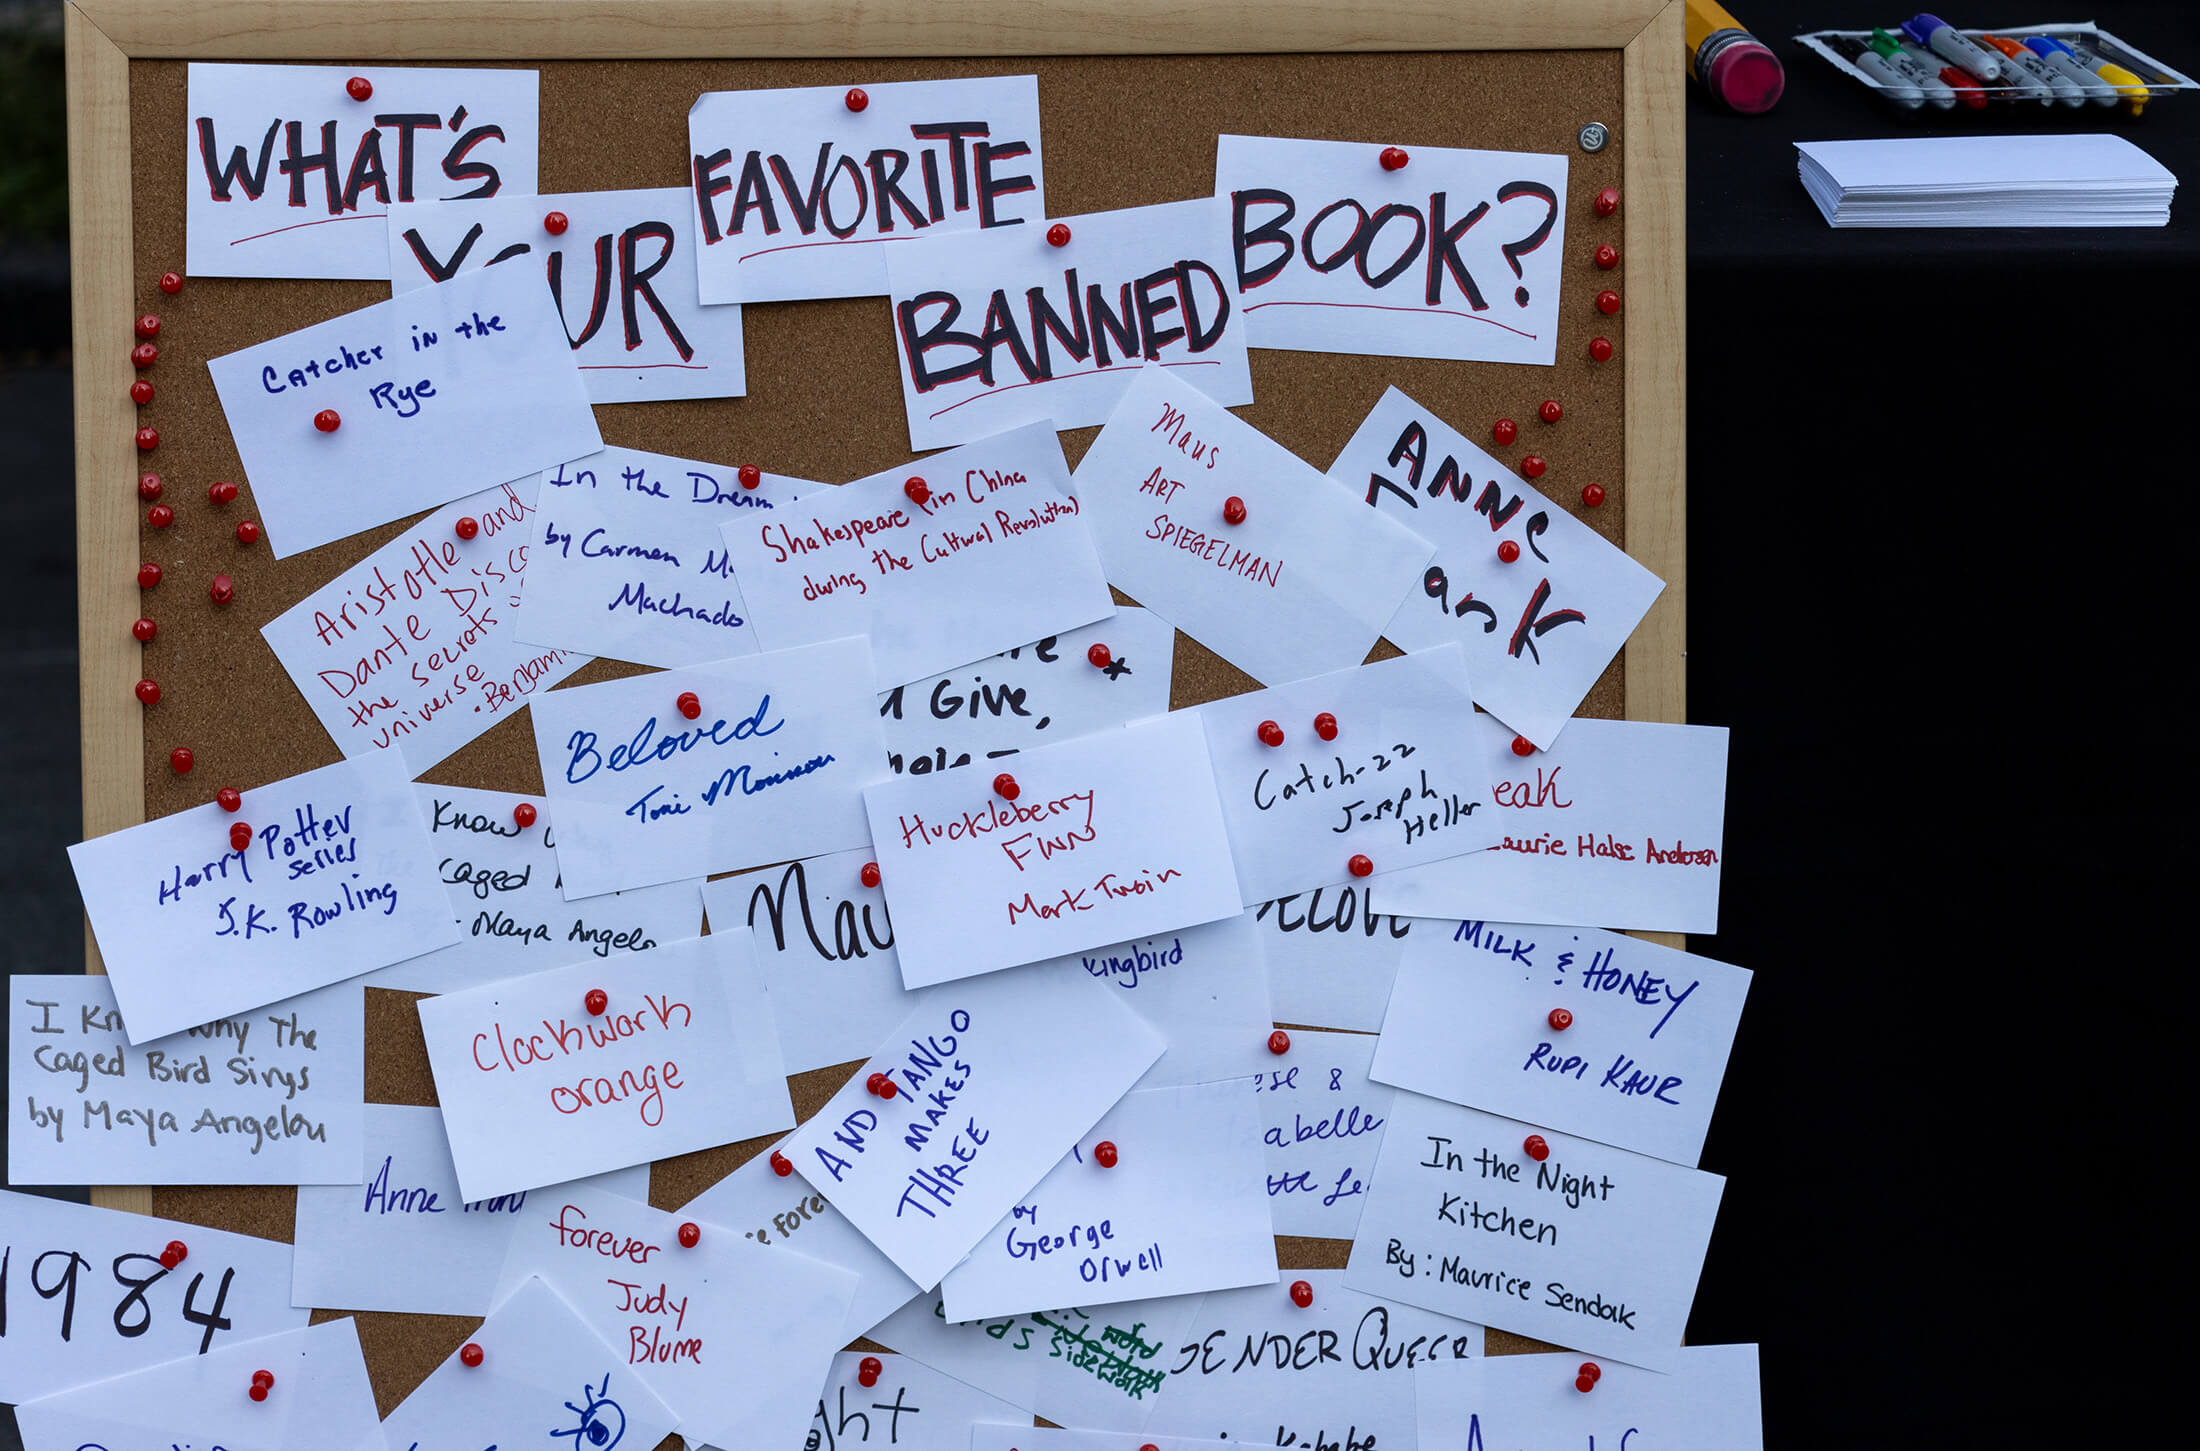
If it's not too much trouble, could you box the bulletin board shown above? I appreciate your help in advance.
[64,0,1688,1428]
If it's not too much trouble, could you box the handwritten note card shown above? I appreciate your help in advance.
[68,753,459,1045]
[887,198,1253,450]
[1370,717,1730,933]
[864,711,1243,988]
[689,75,1045,303]
[1216,135,1568,364]
[1375,922,1751,1165]
[364,783,704,993]
[942,1080,1275,1320]
[186,62,538,280]
[1036,913,1274,1091]
[808,1351,1030,1451]
[418,930,793,1201]
[1199,646,1501,900]
[720,423,1113,689]
[1072,369,1434,685]
[489,1185,859,1451]
[1327,388,1664,747]
[1253,1029,1395,1238]
[261,479,589,774]
[513,447,811,668]
[13,1319,381,1451]
[1253,890,1418,1033]
[882,609,1175,779]
[8,975,362,1187]
[1343,1095,1724,1371]
[0,1189,308,1404]
[291,1103,647,1316]
[378,1275,677,1451]
[208,261,600,558]
[780,967,1163,1289]
[389,187,745,402]
[528,638,884,899]
[1418,1345,1764,1451]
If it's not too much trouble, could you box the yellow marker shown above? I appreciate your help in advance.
[2093,60,2150,115]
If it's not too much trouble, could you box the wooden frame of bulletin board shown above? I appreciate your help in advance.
[63,0,1686,1407]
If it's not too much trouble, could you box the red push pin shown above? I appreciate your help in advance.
[770,1150,793,1177]
[585,988,608,1016]
[738,464,761,490]
[513,802,538,828]
[1379,146,1410,171]
[133,617,158,643]
[1593,186,1620,218]
[544,210,569,236]
[248,1368,275,1402]
[210,573,235,605]
[1222,496,1247,525]
[858,1355,884,1388]
[148,504,175,529]
[136,314,161,340]
[209,479,238,505]
[1524,1134,1550,1162]
[1492,418,1517,446]
[845,87,869,112]
[1577,1362,1602,1392]
[135,678,161,706]
[1087,642,1111,669]
[1580,1361,1602,1383]
[1313,712,1338,741]
[1268,1029,1291,1056]
[1539,400,1562,424]
[1092,1140,1119,1168]
[138,562,162,589]
[139,472,163,501]
[1548,1008,1574,1031]
[676,691,702,720]
[159,271,183,295]
[1577,483,1606,510]
[160,1239,189,1269]
[314,408,341,433]
[1520,456,1547,480]
[1348,853,1374,878]
[1289,1280,1314,1308]
[993,772,1020,801]
[1512,736,1535,757]
[455,516,479,540]
[460,1342,484,1368]
[346,75,373,101]
[1257,720,1285,747]
[1047,222,1072,247]
[1497,540,1521,563]
[877,1076,898,1099]
[1594,243,1619,270]
[170,747,194,775]
[866,1072,888,1096]
[677,1222,701,1249]
[136,427,160,453]
[1596,289,1621,316]
[131,341,158,369]
[230,822,253,852]
[236,520,261,546]
[130,379,155,406]
[217,787,243,813]
[904,476,930,506]
[1588,336,1614,363]
[860,861,882,888]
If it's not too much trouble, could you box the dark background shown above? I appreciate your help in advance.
[3,1,2192,1444]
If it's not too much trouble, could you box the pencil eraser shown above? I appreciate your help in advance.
[1708,39,1786,114]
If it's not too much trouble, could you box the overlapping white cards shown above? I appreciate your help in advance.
[1036,912,1274,1090]
[1255,1028,1397,1238]
[1418,1344,1764,1450]
[1253,889,1420,1032]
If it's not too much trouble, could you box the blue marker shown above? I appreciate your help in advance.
[2023,35,2119,104]
[1984,36,2084,106]
[1904,13,2003,80]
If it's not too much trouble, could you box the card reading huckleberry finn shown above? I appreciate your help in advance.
[863,711,1244,989]
[207,261,599,558]
[67,752,460,1045]
[778,965,1163,1290]
[689,74,1045,303]
[1071,368,1435,686]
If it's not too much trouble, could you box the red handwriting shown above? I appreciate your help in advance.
[1007,866,1182,924]
[470,992,693,1073]
[551,1201,658,1262]
[759,509,911,563]
[1492,766,1571,809]
[898,791,1096,851]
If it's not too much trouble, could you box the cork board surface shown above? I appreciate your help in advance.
[128,47,1624,1426]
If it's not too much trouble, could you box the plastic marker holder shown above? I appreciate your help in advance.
[1797,24,2194,112]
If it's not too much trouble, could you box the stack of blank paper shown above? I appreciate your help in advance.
[1795,134,2176,227]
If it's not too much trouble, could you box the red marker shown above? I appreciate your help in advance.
[1348,854,1373,878]
[314,408,341,432]
[209,480,238,504]
[169,747,194,774]
[131,341,158,369]
[1222,496,1247,525]
[543,210,569,236]
[1548,1008,1573,1031]
[139,472,163,501]
[1520,455,1547,480]
[677,691,702,720]
[1596,290,1621,316]
[770,1150,793,1177]
[460,1343,485,1368]
[230,822,252,851]
[677,1222,701,1248]
[159,271,183,295]
[1379,146,1410,171]
[1268,1029,1291,1056]
[1289,1280,1314,1308]
[236,520,261,546]
[586,988,608,1016]
[1524,1134,1550,1162]
[136,314,162,340]
[1313,712,1338,741]
[993,772,1020,801]
[148,504,175,529]
[1539,399,1563,424]
[133,616,158,643]
[1497,540,1521,563]
[1512,736,1535,757]
[860,862,882,888]
[136,427,159,453]
[1257,720,1285,747]
[1087,643,1112,669]
[130,379,154,405]
[858,1355,883,1387]
[346,75,373,101]
[210,573,235,605]
[1048,223,1072,247]
[738,464,761,490]
[1093,1140,1119,1168]
[1594,186,1620,217]
[160,1239,188,1269]
[135,678,161,706]
[1588,337,1614,363]
[904,477,930,506]
[1941,65,1988,109]
[138,563,162,589]
[1581,483,1606,508]
[455,516,479,540]
[1492,418,1518,446]
[845,87,869,112]
[217,786,243,813]
[513,803,538,828]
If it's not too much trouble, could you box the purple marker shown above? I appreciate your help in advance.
[1903,14,2003,80]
